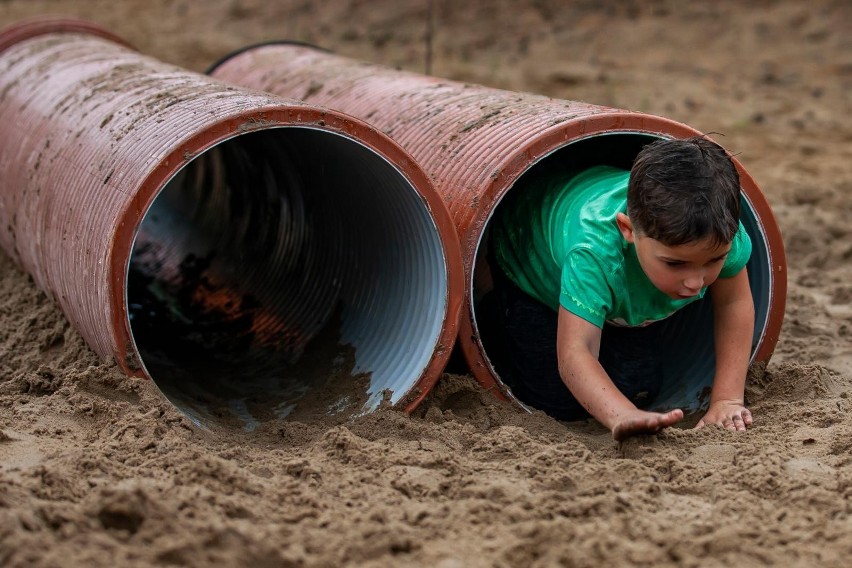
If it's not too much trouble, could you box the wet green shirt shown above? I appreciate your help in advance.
[492,166,752,328]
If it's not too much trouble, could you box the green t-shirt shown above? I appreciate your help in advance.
[492,166,752,328]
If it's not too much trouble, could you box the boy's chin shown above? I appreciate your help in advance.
[657,287,699,300]
[652,283,701,300]
[670,292,700,300]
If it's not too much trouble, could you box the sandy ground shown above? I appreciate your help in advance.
[1,0,851,566]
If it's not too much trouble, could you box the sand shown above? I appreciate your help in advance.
[1,0,851,566]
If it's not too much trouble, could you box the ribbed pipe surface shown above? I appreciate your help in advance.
[0,20,463,429]
[210,43,787,414]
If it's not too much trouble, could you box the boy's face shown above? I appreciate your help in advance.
[616,213,731,299]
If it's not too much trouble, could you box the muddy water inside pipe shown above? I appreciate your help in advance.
[127,127,447,430]
[474,133,774,415]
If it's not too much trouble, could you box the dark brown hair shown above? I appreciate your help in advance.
[627,136,741,247]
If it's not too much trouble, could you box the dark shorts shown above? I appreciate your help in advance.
[477,264,665,422]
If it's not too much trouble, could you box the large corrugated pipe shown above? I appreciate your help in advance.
[0,20,464,430]
[209,43,787,415]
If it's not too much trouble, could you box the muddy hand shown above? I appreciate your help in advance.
[612,408,684,441]
[695,400,753,432]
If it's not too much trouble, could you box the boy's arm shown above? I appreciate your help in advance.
[557,307,683,440]
[697,267,755,431]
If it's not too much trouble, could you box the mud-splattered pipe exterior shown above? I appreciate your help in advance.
[210,43,787,413]
[0,20,464,425]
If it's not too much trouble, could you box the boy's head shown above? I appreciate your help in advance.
[616,136,743,298]
[626,136,741,248]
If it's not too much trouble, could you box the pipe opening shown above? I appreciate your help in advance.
[473,133,772,414]
[128,127,448,430]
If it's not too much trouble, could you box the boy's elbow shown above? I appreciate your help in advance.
[556,307,602,384]
[557,344,592,385]
[557,356,574,384]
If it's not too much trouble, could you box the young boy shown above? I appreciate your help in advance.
[486,136,755,441]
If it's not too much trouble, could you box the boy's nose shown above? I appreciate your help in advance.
[683,273,704,291]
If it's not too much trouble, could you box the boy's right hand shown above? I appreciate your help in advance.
[611,408,684,441]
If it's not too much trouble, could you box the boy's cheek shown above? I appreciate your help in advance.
[704,267,725,287]
[651,268,680,290]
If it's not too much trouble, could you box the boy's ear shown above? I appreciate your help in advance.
[616,212,636,243]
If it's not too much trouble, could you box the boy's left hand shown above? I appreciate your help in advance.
[694,399,753,432]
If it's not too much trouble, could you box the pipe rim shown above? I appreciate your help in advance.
[458,114,786,403]
[0,16,464,413]
[0,16,463,415]
[109,104,464,415]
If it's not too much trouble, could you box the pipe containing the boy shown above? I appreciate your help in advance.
[0,19,464,430]
[209,42,787,415]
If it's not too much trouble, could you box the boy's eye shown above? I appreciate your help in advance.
[705,256,727,266]
[663,260,684,267]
